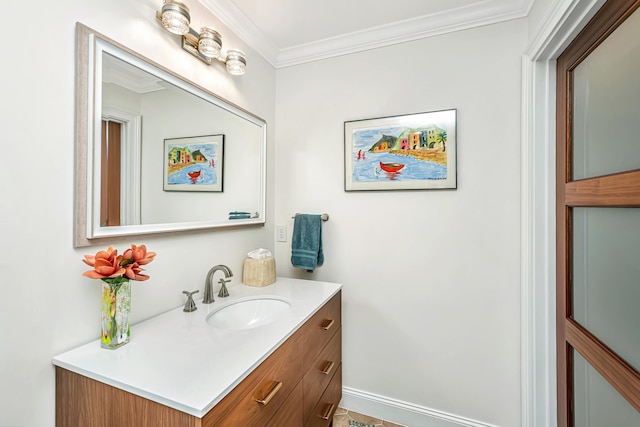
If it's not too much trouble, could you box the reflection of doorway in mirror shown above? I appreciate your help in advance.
[100,120,121,227]
[101,108,142,226]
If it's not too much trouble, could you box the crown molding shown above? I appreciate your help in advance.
[201,0,533,68]
[200,0,281,67]
[103,55,166,93]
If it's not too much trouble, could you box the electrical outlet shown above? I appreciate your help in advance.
[276,225,287,242]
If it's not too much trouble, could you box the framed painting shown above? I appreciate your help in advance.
[163,134,224,192]
[344,109,457,191]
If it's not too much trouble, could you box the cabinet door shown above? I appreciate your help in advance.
[55,367,198,427]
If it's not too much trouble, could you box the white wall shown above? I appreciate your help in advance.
[274,20,527,427]
[0,1,275,426]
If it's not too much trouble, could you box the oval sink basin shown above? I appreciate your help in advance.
[206,296,291,330]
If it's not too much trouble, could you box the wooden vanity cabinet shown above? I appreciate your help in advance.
[56,291,342,427]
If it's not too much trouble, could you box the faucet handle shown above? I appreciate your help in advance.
[182,290,199,312]
[218,278,230,298]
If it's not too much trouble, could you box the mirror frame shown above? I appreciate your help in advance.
[74,23,266,247]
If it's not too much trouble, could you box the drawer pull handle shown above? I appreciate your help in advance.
[320,403,335,420]
[255,381,283,406]
[321,319,335,330]
[320,361,335,375]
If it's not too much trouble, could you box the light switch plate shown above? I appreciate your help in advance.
[276,225,287,242]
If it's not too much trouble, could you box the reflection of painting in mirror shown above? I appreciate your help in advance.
[163,134,224,192]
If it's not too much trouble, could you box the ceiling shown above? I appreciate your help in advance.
[199,0,533,68]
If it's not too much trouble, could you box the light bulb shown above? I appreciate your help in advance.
[161,0,190,35]
[225,49,246,75]
[198,27,222,58]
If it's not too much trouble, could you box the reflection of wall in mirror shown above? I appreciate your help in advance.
[102,76,262,226]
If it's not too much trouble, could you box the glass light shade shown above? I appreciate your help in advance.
[198,27,222,58]
[225,49,246,75]
[161,0,190,35]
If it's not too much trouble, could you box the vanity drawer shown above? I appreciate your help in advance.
[302,327,341,423]
[305,363,342,427]
[201,332,304,427]
[266,380,303,426]
[302,291,341,369]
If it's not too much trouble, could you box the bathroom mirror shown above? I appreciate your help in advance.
[74,24,266,247]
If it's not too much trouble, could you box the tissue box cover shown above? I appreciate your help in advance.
[243,256,276,287]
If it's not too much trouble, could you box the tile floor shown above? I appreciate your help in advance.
[333,407,406,427]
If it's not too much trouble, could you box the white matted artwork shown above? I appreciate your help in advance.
[344,109,457,191]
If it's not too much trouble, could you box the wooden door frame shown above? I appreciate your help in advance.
[521,1,607,426]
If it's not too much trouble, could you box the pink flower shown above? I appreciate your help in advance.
[124,263,150,281]
[82,246,126,279]
[122,244,156,266]
[82,244,155,282]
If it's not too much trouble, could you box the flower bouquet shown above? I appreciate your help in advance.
[82,244,156,349]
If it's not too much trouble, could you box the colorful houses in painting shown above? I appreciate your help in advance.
[370,135,396,152]
[167,146,208,165]
[369,124,447,153]
[167,146,190,164]
[192,150,207,162]
[422,125,445,148]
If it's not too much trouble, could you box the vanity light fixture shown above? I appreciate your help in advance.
[156,0,246,75]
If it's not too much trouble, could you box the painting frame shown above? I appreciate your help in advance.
[163,134,224,192]
[344,109,457,191]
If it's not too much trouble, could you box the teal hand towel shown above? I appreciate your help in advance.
[291,214,324,271]
[228,211,252,220]
[229,214,251,220]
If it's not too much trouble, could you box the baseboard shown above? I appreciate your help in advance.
[340,387,501,427]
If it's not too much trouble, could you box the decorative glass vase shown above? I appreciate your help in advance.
[100,279,131,349]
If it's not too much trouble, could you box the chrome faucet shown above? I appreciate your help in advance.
[203,265,233,304]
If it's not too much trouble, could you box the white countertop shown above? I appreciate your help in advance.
[52,277,342,417]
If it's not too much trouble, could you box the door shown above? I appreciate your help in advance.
[100,119,122,226]
[556,0,640,426]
